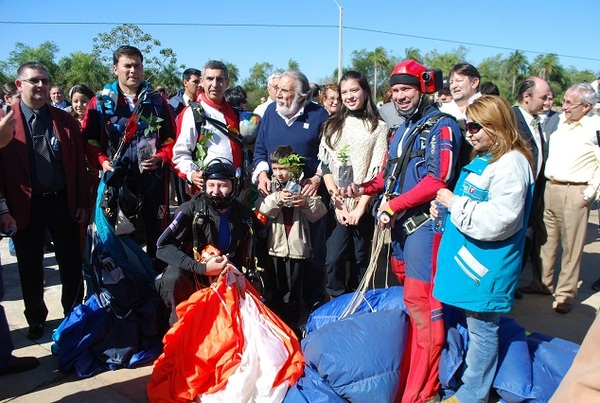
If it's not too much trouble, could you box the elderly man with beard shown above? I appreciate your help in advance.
[252,70,330,310]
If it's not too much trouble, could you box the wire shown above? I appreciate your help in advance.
[1,21,598,63]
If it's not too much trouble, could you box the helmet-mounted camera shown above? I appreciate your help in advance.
[389,60,444,94]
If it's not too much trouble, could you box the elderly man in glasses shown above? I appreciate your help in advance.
[0,62,90,340]
[526,83,600,314]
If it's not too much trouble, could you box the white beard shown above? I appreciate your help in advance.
[276,94,302,117]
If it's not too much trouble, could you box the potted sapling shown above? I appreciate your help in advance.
[278,153,304,207]
[337,144,354,189]
[137,114,163,173]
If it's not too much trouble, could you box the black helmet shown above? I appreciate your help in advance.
[202,158,239,209]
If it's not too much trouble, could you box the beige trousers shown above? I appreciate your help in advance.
[539,182,590,304]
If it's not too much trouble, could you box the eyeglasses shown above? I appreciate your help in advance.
[562,100,582,108]
[22,78,50,86]
[465,121,483,134]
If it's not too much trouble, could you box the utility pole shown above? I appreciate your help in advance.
[332,0,343,83]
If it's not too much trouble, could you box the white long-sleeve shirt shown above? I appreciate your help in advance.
[544,115,600,200]
[172,100,238,182]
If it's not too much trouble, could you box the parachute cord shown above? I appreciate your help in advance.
[339,224,388,319]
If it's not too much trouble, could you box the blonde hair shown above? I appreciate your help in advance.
[466,95,533,170]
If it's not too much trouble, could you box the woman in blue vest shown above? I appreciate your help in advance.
[431,95,534,403]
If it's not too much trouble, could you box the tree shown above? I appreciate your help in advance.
[0,41,61,83]
[369,46,391,102]
[243,62,275,107]
[288,59,300,71]
[92,24,178,75]
[58,52,112,92]
[223,61,239,86]
[349,47,393,101]
[504,50,529,96]
[404,47,423,63]
[565,67,596,87]
[530,53,567,96]
[424,46,470,76]
[477,54,512,101]
[147,60,182,92]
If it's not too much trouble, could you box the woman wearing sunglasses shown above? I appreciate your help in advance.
[431,95,535,403]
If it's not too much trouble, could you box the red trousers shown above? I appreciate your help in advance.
[392,234,445,403]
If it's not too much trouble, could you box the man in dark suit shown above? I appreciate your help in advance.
[0,62,90,340]
[0,109,40,374]
[512,77,552,296]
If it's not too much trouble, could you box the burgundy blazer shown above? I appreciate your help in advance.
[0,103,90,229]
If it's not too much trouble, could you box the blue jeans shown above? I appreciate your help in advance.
[455,311,500,403]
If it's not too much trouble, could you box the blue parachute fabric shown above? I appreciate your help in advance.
[305,309,407,401]
[51,179,166,378]
[287,287,406,401]
[283,365,346,403]
[305,286,407,334]
[51,294,109,376]
[440,315,579,402]
[94,178,156,290]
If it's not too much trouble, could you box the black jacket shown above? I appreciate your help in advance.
[156,194,260,274]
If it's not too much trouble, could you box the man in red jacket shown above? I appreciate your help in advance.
[0,62,90,340]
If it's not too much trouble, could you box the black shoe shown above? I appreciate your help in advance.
[0,356,40,376]
[514,289,523,300]
[592,278,600,292]
[27,324,44,340]
[554,302,572,314]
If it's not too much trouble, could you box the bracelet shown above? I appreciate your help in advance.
[314,173,323,182]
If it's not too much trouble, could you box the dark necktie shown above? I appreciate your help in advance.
[534,117,547,158]
[31,112,55,187]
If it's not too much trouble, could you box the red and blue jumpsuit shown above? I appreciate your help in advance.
[362,103,462,403]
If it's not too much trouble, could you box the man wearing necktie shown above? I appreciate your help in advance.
[511,77,552,299]
[0,62,90,340]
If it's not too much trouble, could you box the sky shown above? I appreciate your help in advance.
[1,0,598,85]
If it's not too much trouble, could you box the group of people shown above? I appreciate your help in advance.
[0,43,599,403]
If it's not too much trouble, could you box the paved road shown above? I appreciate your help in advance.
[1,210,599,402]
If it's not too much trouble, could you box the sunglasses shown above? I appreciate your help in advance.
[465,121,483,134]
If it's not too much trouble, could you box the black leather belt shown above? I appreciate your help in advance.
[36,191,64,199]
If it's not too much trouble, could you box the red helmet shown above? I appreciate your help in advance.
[389,60,441,94]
